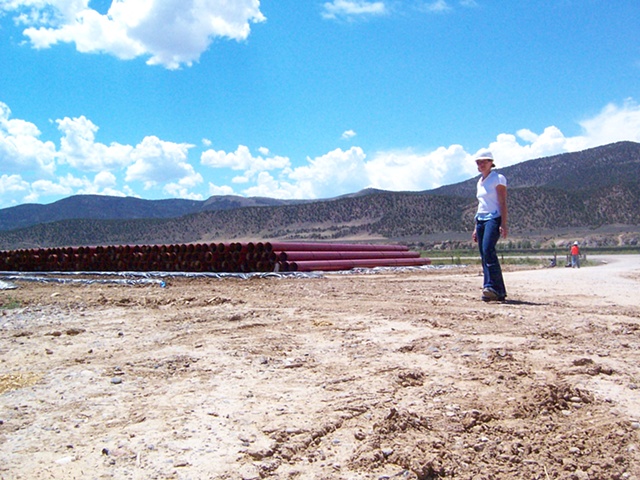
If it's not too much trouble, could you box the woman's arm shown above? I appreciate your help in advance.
[496,184,508,238]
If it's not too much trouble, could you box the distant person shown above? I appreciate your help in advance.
[571,241,580,268]
[472,151,508,302]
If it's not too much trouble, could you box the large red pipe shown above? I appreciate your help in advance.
[287,257,431,272]
[277,250,420,261]
[266,242,408,252]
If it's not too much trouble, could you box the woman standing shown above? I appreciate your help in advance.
[471,151,508,301]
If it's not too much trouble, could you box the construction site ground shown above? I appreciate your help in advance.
[1,255,640,479]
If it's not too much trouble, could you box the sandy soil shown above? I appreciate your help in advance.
[1,255,640,480]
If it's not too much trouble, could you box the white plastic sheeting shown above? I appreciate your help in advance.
[0,264,464,288]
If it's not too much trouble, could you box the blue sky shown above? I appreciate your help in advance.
[1,0,639,209]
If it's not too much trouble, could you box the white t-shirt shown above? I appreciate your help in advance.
[476,170,507,220]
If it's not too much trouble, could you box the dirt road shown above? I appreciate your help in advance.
[1,256,639,479]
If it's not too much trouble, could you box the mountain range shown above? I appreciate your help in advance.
[1,141,639,250]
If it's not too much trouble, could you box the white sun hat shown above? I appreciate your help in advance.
[474,150,494,161]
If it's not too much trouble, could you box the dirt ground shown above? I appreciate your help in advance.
[1,255,640,480]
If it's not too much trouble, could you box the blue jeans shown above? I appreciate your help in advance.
[571,254,580,268]
[476,217,506,297]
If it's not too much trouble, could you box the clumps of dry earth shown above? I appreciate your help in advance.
[1,259,640,479]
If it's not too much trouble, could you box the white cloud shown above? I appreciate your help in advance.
[480,126,569,169]
[365,145,468,191]
[243,171,298,199]
[418,0,476,14]
[58,172,91,189]
[341,129,357,139]
[201,145,291,179]
[4,0,266,69]
[0,170,126,206]
[163,183,204,200]
[225,147,369,199]
[0,104,208,204]
[0,174,31,200]
[26,172,128,204]
[163,169,205,200]
[0,102,58,176]
[58,172,132,197]
[208,183,235,196]
[232,175,250,184]
[125,136,201,191]
[57,115,133,171]
[282,147,368,198]
[322,0,387,20]
[577,98,640,148]
[56,171,129,198]
[93,170,117,188]
[30,178,74,197]
[422,1,452,13]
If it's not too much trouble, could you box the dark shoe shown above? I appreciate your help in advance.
[482,288,498,300]
[482,288,507,302]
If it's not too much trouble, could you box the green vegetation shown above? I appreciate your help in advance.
[0,295,22,309]
[427,255,550,267]
[422,245,639,268]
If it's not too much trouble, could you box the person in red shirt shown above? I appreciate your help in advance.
[570,241,580,268]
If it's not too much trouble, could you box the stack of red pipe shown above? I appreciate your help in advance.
[269,242,430,271]
[0,241,430,273]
